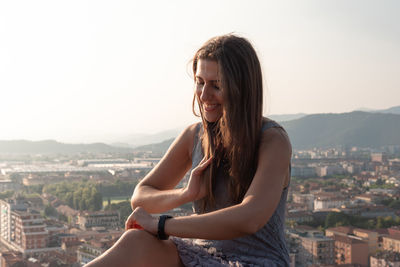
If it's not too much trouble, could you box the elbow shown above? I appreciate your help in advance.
[130,195,138,210]
[241,220,264,235]
[130,183,143,210]
[237,203,269,235]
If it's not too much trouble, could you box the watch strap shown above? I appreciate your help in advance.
[157,215,173,240]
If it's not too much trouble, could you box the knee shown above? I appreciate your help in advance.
[120,229,156,248]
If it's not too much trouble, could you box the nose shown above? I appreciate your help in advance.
[199,84,213,102]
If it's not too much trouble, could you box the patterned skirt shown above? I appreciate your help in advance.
[171,237,281,267]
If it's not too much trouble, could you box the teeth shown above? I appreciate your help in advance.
[205,104,217,108]
[204,104,219,112]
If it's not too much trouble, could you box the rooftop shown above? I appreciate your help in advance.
[333,234,366,244]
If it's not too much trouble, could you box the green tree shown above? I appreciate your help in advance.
[376,217,384,228]
[44,205,58,217]
[59,213,68,222]
[389,200,400,209]
[0,190,14,199]
[325,212,350,229]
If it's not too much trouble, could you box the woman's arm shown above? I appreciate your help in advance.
[130,123,199,214]
[132,127,292,239]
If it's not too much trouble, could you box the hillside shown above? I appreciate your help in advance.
[281,111,400,149]
[135,111,400,152]
[2,111,399,154]
[0,140,132,154]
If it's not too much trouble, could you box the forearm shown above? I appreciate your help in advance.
[164,203,261,240]
[131,185,190,214]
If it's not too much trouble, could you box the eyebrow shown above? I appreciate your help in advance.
[195,76,219,83]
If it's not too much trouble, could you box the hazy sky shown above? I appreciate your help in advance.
[1,0,399,142]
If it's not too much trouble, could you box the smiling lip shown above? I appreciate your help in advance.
[203,104,219,112]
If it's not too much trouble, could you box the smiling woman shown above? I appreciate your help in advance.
[195,60,224,123]
[85,34,292,267]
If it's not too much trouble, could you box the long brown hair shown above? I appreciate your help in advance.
[192,34,263,211]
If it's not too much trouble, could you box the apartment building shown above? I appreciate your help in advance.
[12,209,48,251]
[313,192,349,211]
[370,251,400,267]
[0,198,58,255]
[383,234,400,253]
[298,234,335,266]
[286,227,335,267]
[77,237,118,265]
[77,210,120,230]
[292,193,314,210]
[333,234,369,266]
[326,226,379,254]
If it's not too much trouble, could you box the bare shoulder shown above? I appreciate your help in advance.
[260,126,292,160]
[183,122,201,136]
[177,122,202,159]
[251,125,292,190]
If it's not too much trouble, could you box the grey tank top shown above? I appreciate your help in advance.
[191,119,290,266]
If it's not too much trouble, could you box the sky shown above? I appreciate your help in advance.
[1,0,399,142]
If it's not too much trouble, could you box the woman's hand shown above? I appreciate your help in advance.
[125,207,158,235]
[183,157,213,202]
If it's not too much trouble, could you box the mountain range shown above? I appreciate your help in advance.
[268,105,400,122]
[0,140,131,154]
[133,108,400,152]
[280,111,400,149]
[1,105,399,154]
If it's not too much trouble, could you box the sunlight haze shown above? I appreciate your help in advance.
[1,0,399,142]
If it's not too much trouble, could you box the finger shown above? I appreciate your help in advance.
[125,217,131,230]
[126,218,134,230]
[198,156,210,165]
[125,220,131,230]
[197,157,213,170]
[130,207,144,230]
[133,206,143,213]
[133,223,143,230]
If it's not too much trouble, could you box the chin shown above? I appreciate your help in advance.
[203,110,223,123]
[204,116,222,123]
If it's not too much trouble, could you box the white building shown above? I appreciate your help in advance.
[314,193,348,211]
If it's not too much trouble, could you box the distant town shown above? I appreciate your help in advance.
[0,143,400,266]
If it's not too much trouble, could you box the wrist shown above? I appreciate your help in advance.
[180,187,193,203]
[157,215,173,240]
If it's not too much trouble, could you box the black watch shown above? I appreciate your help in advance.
[157,215,173,240]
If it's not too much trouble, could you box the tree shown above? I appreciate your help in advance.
[0,190,14,199]
[325,212,337,229]
[44,205,58,217]
[377,217,384,229]
[325,212,350,229]
[389,200,400,209]
[59,213,68,222]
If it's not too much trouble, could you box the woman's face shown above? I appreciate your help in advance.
[195,59,224,123]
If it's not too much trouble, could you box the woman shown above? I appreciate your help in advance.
[86,34,292,267]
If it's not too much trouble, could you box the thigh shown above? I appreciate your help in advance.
[85,229,184,267]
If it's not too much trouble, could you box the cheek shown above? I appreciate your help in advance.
[216,92,224,105]
[195,87,202,101]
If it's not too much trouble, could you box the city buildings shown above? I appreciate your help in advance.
[77,211,120,230]
[1,146,400,265]
[333,234,369,266]
[370,251,400,267]
[286,227,335,267]
[0,198,60,255]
